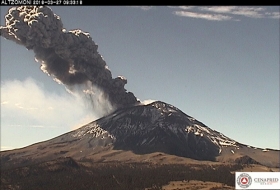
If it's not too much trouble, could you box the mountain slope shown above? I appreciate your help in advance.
[1,101,279,169]
[69,101,238,160]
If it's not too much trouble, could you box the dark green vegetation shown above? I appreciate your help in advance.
[1,157,244,190]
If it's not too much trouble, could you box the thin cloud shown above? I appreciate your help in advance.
[1,78,98,130]
[199,6,239,13]
[265,11,280,19]
[30,125,47,128]
[1,101,9,105]
[5,124,51,128]
[131,6,153,11]
[71,114,96,130]
[170,6,280,21]
[176,6,197,10]
[6,124,22,127]
[200,6,264,18]
[174,10,232,21]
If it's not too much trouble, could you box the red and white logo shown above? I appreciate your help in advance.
[237,173,252,188]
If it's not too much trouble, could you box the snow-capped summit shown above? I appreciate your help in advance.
[49,101,239,161]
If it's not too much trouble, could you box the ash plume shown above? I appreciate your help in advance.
[0,6,139,110]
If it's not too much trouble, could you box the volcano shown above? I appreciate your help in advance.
[1,101,279,170]
[1,101,279,190]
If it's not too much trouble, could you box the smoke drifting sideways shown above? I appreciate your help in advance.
[0,6,139,114]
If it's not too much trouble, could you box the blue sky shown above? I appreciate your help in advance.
[1,6,279,150]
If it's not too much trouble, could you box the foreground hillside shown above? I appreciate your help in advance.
[0,156,242,190]
[1,151,279,190]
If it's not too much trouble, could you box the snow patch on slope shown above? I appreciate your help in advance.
[72,122,115,140]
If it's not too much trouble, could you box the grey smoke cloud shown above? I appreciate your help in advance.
[0,6,139,109]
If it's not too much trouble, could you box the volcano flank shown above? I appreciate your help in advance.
[1,101,279,190]
[1,101,279,168]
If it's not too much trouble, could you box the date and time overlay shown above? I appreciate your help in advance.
[1,0,83,5]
